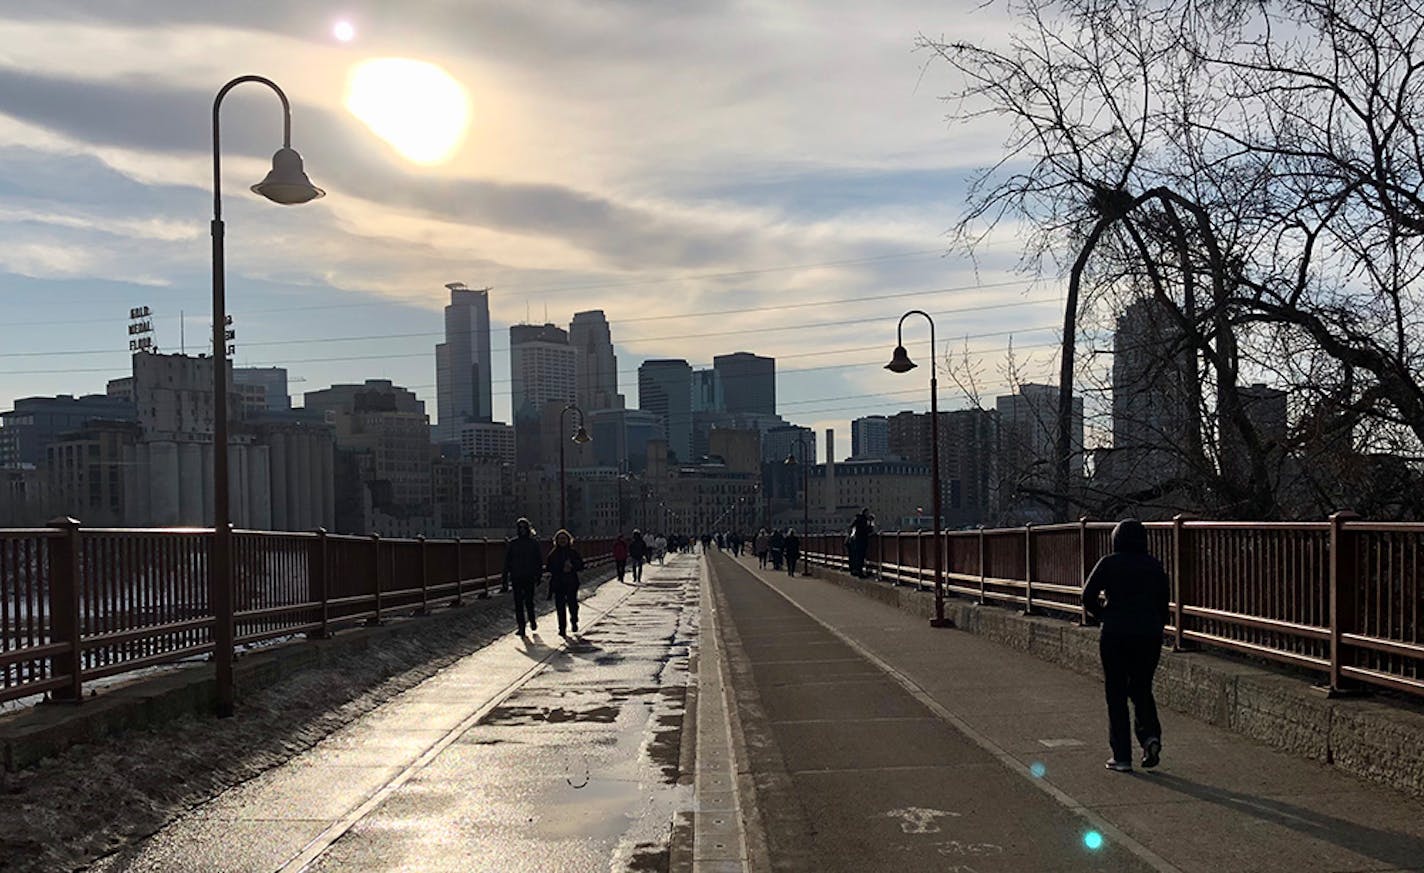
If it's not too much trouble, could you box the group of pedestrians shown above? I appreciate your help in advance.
[749,527,802,575]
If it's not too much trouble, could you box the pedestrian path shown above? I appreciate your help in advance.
[88,557,699,873]
[712,552,1424,873]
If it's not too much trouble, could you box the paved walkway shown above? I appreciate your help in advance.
[88,557,700,873]
[708,551,1424,873]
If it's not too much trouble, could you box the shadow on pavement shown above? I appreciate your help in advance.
[1148,772,1424,869]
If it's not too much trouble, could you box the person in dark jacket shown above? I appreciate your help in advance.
[546,529,585,636]
[613,534,630,582]
[768,528,785,570]
[628,529,648,582]
[783,528,801,577]
[849,509,874,577]
[1083,518,1171,772]
[502,518,544,636]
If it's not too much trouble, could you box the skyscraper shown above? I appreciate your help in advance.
[569,310,623,411]
[851,415,889,460]
[1105,296,1195,495]
[639,359,693,463]
[510,323,577,470]
[714,352,775,415]
[435,283,493,443]
[996,383,1083,519]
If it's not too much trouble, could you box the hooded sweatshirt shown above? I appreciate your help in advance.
[1081,519,1171,637]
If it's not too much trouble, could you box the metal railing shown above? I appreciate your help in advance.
[802,514,1424,700]
[0,522,612,705]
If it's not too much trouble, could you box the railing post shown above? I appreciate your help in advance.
[1326,510,1361,695]
[917,530,925,589]
[478,537,492,599]
[453,536,464,605]
[308,528,330,640]
[1171,515,1195,650]
[46,517,84,703]
[366,533,383,626]
[416,535,429,616]
[1022,523,1035,615]
[1078,516,1091,626]
[977,525,987,605]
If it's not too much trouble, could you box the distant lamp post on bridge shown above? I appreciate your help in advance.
[886,310,951,629]
[559,403,591,532]
[210,75,324,718]
[783,431,811,535]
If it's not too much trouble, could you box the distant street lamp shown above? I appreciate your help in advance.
[783,429,811,536]
[559,403,591,531]
[887,310,952,628]
[210,75,324,718]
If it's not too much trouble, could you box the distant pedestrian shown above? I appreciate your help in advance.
[654,533,668,564]
[629,528,648,582]
[784,528,801,577]
[613,533,630,582]
[769,528,785,570]
[502,517,543,636]
[848,508,874,577]
[546,529,585,637]
[1082,518,1170,773]
[755,529,770,567]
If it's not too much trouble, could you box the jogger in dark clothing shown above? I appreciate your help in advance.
[546,529,584,636]
[1083,518,1171,772]
[502,518,544,636]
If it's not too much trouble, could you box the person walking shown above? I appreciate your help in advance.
[501,517,543,636]
[755,528,770,568]
[784,528,801,577]
[654,533,668,564]
[848,508,874,577]
[1082,518,1171,773]
[613,533,630,582]
[545,529,585,637]
[769,528,785,570]
[628,528,648,583]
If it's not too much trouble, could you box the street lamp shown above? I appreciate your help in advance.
[210,75,323,718]
[887,310,952,628]
[783,430,811,535]
[559,403,590,531]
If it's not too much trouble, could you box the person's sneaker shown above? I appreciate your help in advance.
[1141,738,1162,769]
[517,627,526,636]
[529,619,537,631]
[1105,759,1134,773]
[570,621,579,633]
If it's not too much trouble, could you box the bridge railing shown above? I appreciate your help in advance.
[0,522,612,706]
[802,515,1423,700]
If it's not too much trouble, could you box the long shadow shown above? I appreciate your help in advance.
[1147,772,1424,869]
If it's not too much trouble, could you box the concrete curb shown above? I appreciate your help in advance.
[1,571,615,773]
[802,562,1424,800]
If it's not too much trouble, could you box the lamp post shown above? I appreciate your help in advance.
[558,403,591,532]
[887,310,952,628]
[783,431,811,531]
[210,75,324,718]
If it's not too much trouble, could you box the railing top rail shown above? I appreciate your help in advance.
[0,528,65,538]
[84,526,213,535]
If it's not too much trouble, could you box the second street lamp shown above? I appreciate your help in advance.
[783,430,811,567]
[210,75,324,718]
[559,403,591,532]
[887,309,952,629]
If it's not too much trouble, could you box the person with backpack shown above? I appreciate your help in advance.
[501,517,544,636]
[1082,518,1171,773]
[545,529,585,637]
[628,528,648,582]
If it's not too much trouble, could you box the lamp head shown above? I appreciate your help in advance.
[784,451,797,466]
[251,147,325,205]
[572,425,591,444]
[885,344,916,373]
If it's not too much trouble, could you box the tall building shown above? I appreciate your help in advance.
[435,284,494,443]
[713,352,775,415]
[692,369,723,412]
[1107,297,1195,494]
[47,420,140,527]
[589,408,664,473]
[996,383,1083,520]
[233,367,291,413]
[851,415,889,460]
[886,409,997,526]
[569,310,623,412]
[458,421,516,465]
[639,359,693,463]
[0,394,135,468]
[510,323,577,470]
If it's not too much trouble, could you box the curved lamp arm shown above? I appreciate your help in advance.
[213,75,292,221]
[896,309,937,371]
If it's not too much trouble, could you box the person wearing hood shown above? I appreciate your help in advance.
[1083,518,1171,773]
[783,528,801,577]
[545,529,585,636]
[502,517,544,636]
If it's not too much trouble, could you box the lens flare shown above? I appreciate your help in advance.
[333,20,356,42]
[345,58,471,165]
[1029,762,1047,778]
[1083,830,1105,850]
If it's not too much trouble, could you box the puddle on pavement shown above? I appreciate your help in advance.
[484,704,622,725]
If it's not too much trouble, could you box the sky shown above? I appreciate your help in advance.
[0,1,1066,455]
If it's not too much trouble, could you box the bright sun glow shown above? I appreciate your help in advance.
[345,58,470,165]
[333,20,356,42]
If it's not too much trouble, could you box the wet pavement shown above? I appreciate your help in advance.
[88,556,699,873]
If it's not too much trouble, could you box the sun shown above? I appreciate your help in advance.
[345,58,470,165]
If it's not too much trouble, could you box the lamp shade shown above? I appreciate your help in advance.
[784,451,797,465]
[572,425,592,444]
[885,344,917,373]
[251,147,325,205]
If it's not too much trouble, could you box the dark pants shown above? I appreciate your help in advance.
[512,579,537,632]
[849,540,866,576]
[785,550,799,575]
[631,557,644,582]
[615,559,627,581]
[1100,632,1163,761]
[553,581,580,633]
